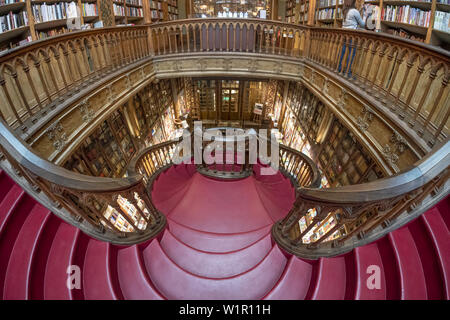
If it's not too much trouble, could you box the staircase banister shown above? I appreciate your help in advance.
[279,143,322,188]
[0,119,143,192]
[128,139,180,176]
[297,139,450,205]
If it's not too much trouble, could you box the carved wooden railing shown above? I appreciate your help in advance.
[128,139,179,187]
[0,26,150,132]
[148,19,449,148]
[0,21,448,146]
[148,18,307,57]
[273,138,449,259]
[0,118,166,244]
[307,28,450,148]
[278,143,322,189]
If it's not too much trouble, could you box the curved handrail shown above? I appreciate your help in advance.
[272,138,449,258]
[0,119,142,191]
[298,139,450,204]
[0,118,166,243]
[149,17,450,58]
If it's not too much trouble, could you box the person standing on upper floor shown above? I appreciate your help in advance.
[338,0,371,78]
[342,0,367,30]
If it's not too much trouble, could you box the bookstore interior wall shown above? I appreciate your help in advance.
[1,0,448,52]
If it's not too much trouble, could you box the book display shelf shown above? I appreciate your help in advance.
[366,0,449,48]
[0,0,178,51]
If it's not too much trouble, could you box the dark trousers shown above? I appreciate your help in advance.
[338,39,356,78]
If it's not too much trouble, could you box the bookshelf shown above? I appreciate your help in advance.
[149,0,178,22]
[0,0,178,51]
[305,0,449,48]
[314,0,343,27]
[364,0,449,48]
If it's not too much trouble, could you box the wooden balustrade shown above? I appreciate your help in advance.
[307,28,450,148]
[148,18,307,57]
[279,144,321,189]
[0,26,150,131]
[0,20,447,147]
[272,138,449,258]
[0,118,166,244]
[129,139,179,187]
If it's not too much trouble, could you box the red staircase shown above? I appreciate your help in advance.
[0,166,448,300]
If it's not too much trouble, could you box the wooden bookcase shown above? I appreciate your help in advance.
[314,0,343,27]
[307,0,449,48]
[0,0,178,51]
[285,0,296,22]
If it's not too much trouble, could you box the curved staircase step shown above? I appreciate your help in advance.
[0,189,32,298]
[167,174,273,233]
[152,172,192,204]
[43,222,80,300]
[253,181,293,222]
[389,226,428,299]
[0,170,14,204]
[421,207,450,299]
[143,241,287,300]
[160,230,273,278]
[3,204,50,300]
[152,179,193,215]
[116,245,164,300]
[311,257,347,300]
[0,185,24,233]
[354,243,386,300]
[263,256,313,300]
[83,239,121,300]
[168,219,272,253]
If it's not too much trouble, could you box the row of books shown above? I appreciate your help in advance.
[316,8,336,20]
[126,6,143,17]
[316,8,342,20]
[168,5,177,14]
[150,9,163,19]
[318,0,336,8]
[437,0,450,4]
[113,4,125,16]
[125,0,142,6]
[434,10,450,32]
[167,0,177,6]
[150,1,162,10]
[382,5,431,27]
[81,3,97,17]
[385,27,425,42]
[0,10,27,33]
[37,26,70,39]
[0,0,24,5]
[32,2,78,23]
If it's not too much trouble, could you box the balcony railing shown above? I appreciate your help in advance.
[0,19,448,250]
[0,26,150,131]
